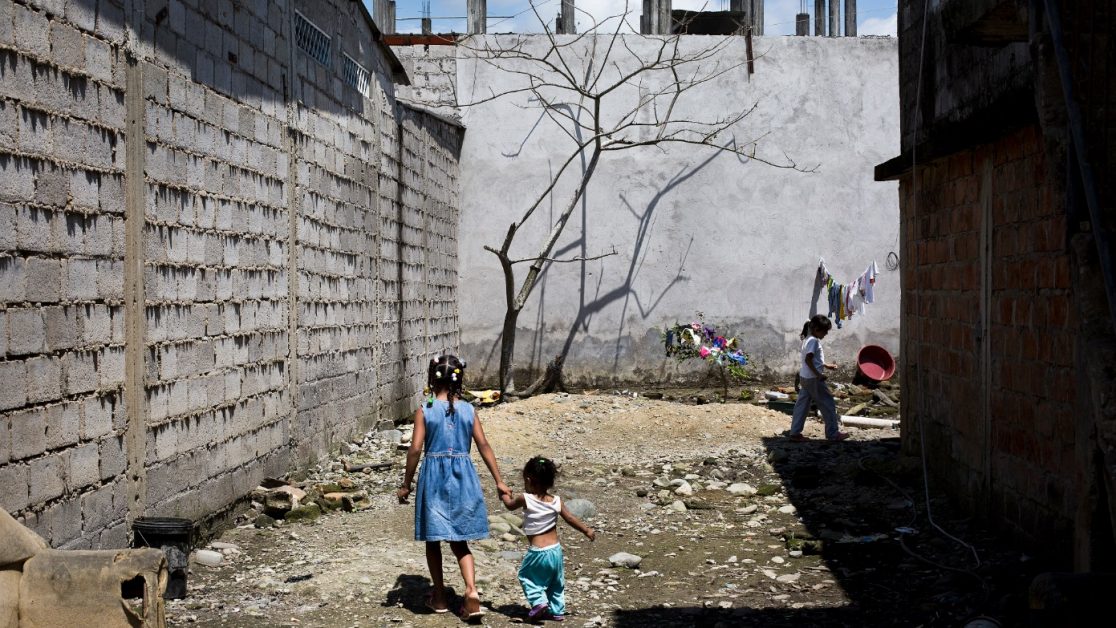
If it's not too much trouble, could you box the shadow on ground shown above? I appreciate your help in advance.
[613,436,1049,627]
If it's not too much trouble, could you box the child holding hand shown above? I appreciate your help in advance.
[398,355,511,619]
[501,456,595,622]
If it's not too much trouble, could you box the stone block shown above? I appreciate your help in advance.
[9,406,45,460]
[0,463,29,513]
[7,308,46,355]
[0,256,27,303]
[84,35,112,83]
[98,435,125,480]
[79,482,118,532]
[28,453,66,504]
[0,407,8,464]
[78,303,111,345]
[64,0,97,32]
[25,355,62,404]
[15,205,53,253]
[97,346,125,389]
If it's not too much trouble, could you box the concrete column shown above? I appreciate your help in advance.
[829,0,839,37]
[754,0,763,35]
[796,12,809,35]
[421,17,432,34]
[558,0,576,34]
[731,1,751,34]
[844,0,856,36]
[814,0,826,36]
[386,1,396,34]
[468,0,486,34]
[642,0,671,35]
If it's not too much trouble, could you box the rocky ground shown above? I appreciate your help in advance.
[164,380,1046,627]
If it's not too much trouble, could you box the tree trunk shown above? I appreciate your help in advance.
[498,306,520,393]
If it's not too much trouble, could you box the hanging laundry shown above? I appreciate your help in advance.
[817,258,879,328]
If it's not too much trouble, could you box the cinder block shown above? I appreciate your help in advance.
[28,452,66,504]
[98,434,125,480]
[8,307,46,355]
[79,303,112,345]
[64,258,98,301]
[84,35,112,83]
[66,442,100,491]
[49,21,85,71]
[0,462,29,513]
[98,345,125,389]
[79,482,119,533]
[62,350,98,395]
[64,0,97,32]
[80,394,114,440]
[40,495,81,545]
[14,3,49,57]
[44,400,80,450]
[26,355,62,403]
[24,257,61,302]
[97,259,124,299]
[9,406,45,461]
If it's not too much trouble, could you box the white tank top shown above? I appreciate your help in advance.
[522,493,562,535]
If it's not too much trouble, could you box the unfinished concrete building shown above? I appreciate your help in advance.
[0,0,463,548]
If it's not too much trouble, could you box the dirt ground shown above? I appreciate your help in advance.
[165,381,1044,628]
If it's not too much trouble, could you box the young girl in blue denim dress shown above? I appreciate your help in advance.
[398,355,511,620]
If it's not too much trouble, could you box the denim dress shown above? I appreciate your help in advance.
[414,399,490,542]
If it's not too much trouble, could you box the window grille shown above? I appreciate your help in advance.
[342,53,372,97]
[294,10,331,67]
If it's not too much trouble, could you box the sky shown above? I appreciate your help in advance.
[383,1,898,36]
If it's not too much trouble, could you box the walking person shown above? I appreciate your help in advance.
[788,315,849,442]
[500,456,595,622]
[398,355,511,620]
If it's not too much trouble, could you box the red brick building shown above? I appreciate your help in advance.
[877,0,1116,569]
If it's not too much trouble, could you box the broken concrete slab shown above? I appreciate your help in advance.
[19,549,167,628]
[0,509,47,568]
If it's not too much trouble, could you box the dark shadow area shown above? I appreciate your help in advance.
[382,573,438,614]
[610,435,1050,626]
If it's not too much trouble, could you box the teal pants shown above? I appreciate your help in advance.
[518,544,566,616]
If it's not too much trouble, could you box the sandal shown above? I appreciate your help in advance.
[527,603,549,620]
[459,593,486,621]
[424,593,449,614]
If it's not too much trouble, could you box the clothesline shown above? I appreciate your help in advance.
[818,258,878,329]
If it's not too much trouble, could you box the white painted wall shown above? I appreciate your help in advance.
[447,34,899,385]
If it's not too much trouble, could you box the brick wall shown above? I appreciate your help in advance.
[900,122,1077,556]
[0,0,463,548]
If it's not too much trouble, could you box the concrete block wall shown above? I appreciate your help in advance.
[0,0,131,549]
[900,123,1076,556]
[0,0,464,548]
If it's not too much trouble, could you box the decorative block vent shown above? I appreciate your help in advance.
[342,54,372,97]
[294,10,331,66]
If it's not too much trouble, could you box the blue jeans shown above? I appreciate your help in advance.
[518,544,566,615]
[790,377,841,439]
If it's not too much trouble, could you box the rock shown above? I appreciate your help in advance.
[847,402,869,416]
[474,539,499,551]
[755,484,781,497]
[776,573,801,583]
[705,481,726,490]
[194,549,223,566]
[500,533,518,542]
[771,556,785,564]
[489,521,512,535]
[727,483,757,496]
[635,488,649,497]
[644,392,663,399]
[652,478,670,488]
[639,503,656,511]
[673,482,693,496]
[767,449,789,464]
[778,505,797,515]
[608,552,642,568]
[209,542,240,551]
[668,500,687,512]
[738,504,758,515]
[374,420,395,431]
[284,504,322,523]
[873,390,898,407]
[565,499,597,519]
[498,513,524,527]
[380,429,403,445]
[253,514,278,528]
[683,499,714,510]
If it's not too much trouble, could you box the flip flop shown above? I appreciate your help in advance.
[459,596,486,621]
[424,593,449,614]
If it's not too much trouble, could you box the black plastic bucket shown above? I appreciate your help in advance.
[133,517,194,599]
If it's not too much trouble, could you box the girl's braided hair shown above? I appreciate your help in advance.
[523,455,558,492]
[427,354,466,418]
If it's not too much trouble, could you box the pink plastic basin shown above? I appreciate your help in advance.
[856,345,896,382]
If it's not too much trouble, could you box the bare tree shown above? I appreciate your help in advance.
[456,1,810,395]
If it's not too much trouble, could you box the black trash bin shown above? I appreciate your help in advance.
[133,516,194,599]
